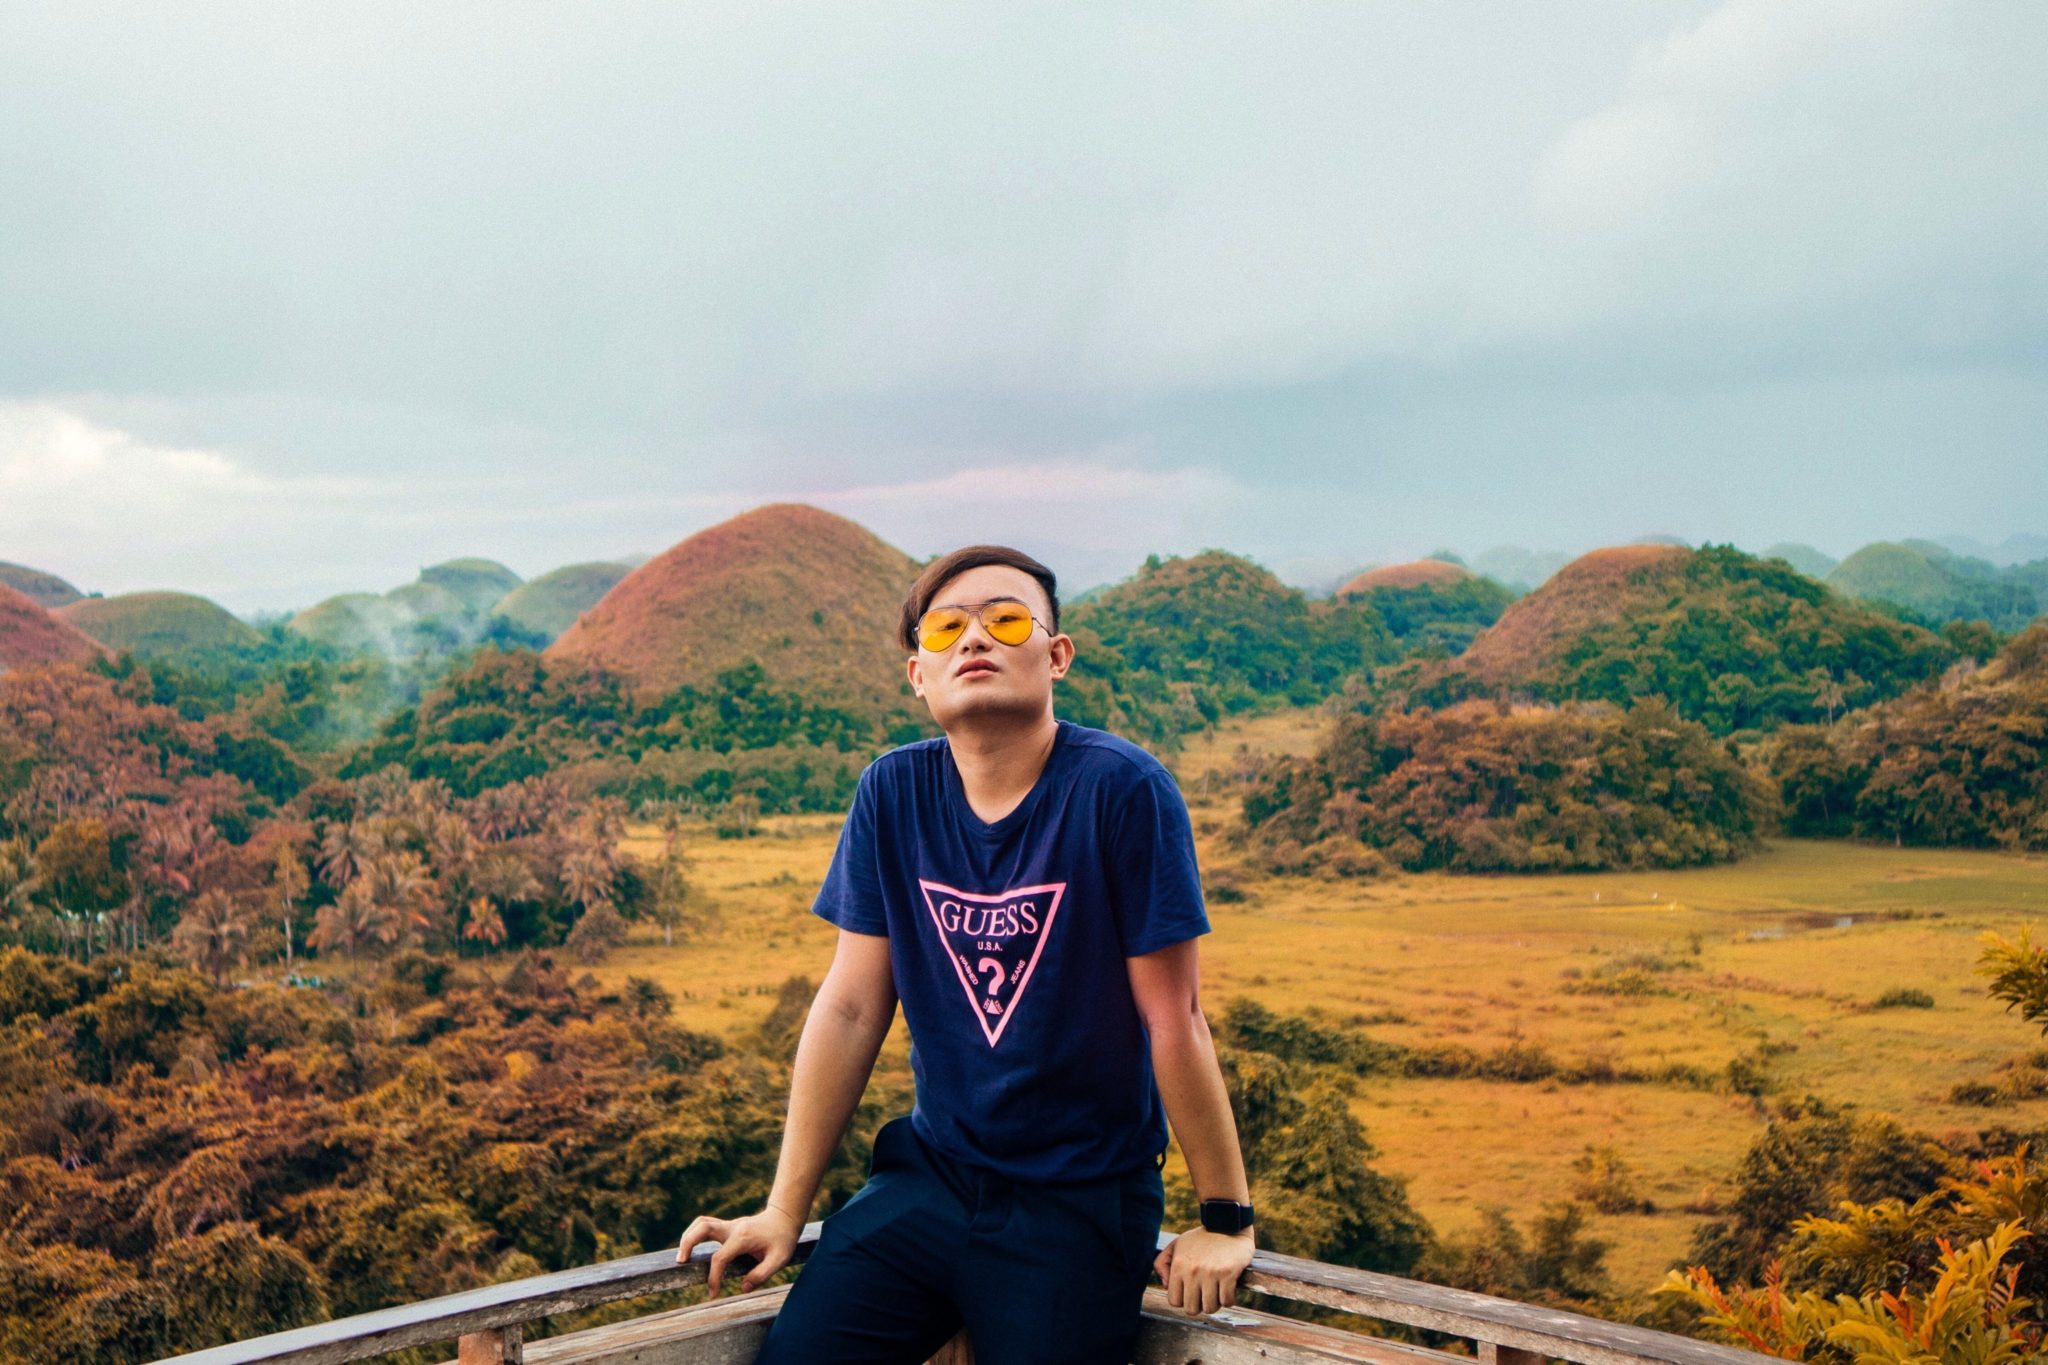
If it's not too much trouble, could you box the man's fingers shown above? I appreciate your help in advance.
[706,1241,738,1298]
[739,1247,787,1293]
[676,1215,726,1263]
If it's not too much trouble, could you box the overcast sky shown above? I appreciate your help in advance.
[3,1,2044,613]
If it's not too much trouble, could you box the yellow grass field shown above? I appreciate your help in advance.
[592,706,2048,1287]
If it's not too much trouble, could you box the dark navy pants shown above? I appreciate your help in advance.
[753,1114,1166,1364]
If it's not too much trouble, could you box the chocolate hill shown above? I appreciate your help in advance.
[57,591,262,663]
[491,562,633,643]
[1454,543,1691,684]
[0,562,85,609]
[1336,559,1472,595]
[0,583,109,675]
[546,504,921,718]
[1404,543,1952,733]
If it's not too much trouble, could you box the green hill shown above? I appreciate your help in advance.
[490,562,632,643]
[1334,560,1514,655]
[1060,549,1394,744]
[1827,542,2038,630]
[418,558,522,614]
[55,592,262,663]
[1760,542,1837,578]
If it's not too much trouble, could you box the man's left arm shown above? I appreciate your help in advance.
[1129,938,1255,1317]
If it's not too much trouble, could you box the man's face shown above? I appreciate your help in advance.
[906,564,1073,730]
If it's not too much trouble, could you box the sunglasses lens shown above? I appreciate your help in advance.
[983,600,1035,645]
[919,608,968,651]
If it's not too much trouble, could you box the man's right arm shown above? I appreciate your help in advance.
[676,927,898,1296]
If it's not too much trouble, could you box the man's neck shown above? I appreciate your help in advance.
[945,711,1060,824]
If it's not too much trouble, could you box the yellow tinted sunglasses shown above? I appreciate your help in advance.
[916,598,1050,652]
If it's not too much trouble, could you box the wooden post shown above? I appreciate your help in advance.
[457,1324,521,1364]
[1483,1344,1546,1365]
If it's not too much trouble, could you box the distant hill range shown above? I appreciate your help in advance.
[1759,542,1838,578]
[546,503,922,724]
[1826,540,2042,631]
[0,562,86,610]
[1397,543,1954,733]
[0,582,109,675]
[56,591,263,664]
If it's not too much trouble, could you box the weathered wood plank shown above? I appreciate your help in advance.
[446,1282,1473,1365]
[456,1325,520,1364]
[146,1223,825,1365]
[1182,1236,1776,1365]
[1133,1287,1477,1365]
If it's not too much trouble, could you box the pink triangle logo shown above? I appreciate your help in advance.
[916,878,1066,1047]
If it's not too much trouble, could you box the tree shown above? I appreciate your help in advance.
[271,844,309,968]
[171,890,254,987]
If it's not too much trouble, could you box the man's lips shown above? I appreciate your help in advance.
[956,660,999,677]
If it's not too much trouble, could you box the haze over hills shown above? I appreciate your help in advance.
[546,502,923,723]
[288,558,526,657]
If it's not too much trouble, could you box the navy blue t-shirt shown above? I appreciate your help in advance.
[811,718,1211,1183]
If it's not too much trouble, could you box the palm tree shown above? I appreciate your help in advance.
[362,850,439,952]
[462,895,507,953]
[308,881,396,965]
[172,889,253,987]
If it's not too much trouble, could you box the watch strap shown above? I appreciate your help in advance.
[1199,1198,1255,1233]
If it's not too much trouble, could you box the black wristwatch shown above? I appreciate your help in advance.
[1199,1198,1255,1234]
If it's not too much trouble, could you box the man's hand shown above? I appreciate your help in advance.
[1152,1226,1255,1316]
[676,1204,803,1299]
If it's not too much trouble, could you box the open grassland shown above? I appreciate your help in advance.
[595,706,2048,1285]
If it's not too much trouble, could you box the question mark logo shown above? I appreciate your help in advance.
[977,957,1004,995]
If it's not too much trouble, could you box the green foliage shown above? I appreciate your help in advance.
[1661,1224,2039,1365]
[346,650,875,812]
[1420,1202,1613,1312]
[1982,929,2048,1035]
[1688,1101,1958,1287]
[1240,697,1769,873]
[1871,987,1937,1010]
[1060,550,1397,747]
[1765,623,2048,850]
[1352,575,1515,655]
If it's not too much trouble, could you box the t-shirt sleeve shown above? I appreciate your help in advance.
[812,763,888,936]
[1107,764,1211,957]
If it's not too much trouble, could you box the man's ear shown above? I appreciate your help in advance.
[1048,634,1075,680]
[906,654,924,698]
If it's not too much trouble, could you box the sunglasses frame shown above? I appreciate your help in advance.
[916,597,1052,653]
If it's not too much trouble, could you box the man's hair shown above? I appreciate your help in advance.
[898,545,1060,651]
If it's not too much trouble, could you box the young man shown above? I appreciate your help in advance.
[677,545,1255,1363]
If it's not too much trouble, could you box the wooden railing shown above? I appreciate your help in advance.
[150,1225,1780,1365]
